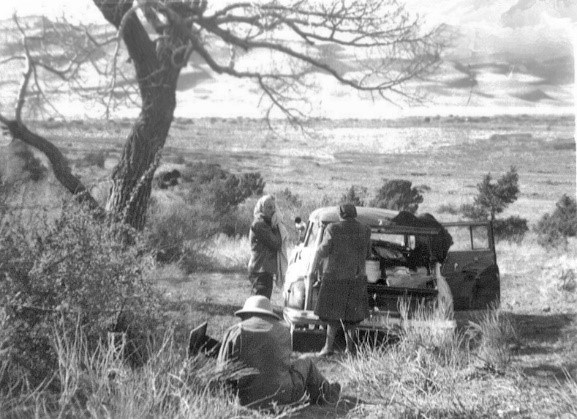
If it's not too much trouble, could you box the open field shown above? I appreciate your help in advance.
[1,114,576,418]
[7,114,573,226]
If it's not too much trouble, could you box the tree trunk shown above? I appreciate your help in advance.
[95,0,183,229]
[105,90,176,229]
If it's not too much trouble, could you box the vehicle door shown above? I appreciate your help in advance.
[441,222,500,310]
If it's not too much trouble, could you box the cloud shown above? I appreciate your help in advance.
[502,0,577,27]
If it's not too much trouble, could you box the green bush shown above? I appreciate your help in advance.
[82,150,107,168]
[437,203,459,215]
[181,162,228,184]
[535,194,577,247]
[493,216,529,242]
[370,179,424,213]
[340,185,368,206]
[461,166,519,221]
[239,172,266,197]
[182,162,265,216]
[15,146,47,181]
[460,202,489,221]
[146,200,220,262]
[147,162,266,266]
[0,203,163,389]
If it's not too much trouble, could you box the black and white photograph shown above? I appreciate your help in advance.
[0,1,575,417]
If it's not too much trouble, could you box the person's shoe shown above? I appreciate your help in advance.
[188,322,208,357]
[319,381,341,406]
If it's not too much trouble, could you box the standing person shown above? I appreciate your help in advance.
[249,195,282,299]
[314,204,371,356]
[217,296,341,409]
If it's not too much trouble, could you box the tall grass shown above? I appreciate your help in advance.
[196,233,251,272]
[464,306,518,372]
[2,291,574,418]
[555,370,577,417]
[338,306,575,418]
[497,234,577,312]
[0,324,273,419]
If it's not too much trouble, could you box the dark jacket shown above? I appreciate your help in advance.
[248,216,282,274]
[217,316,297,408]
[314,218,371,323]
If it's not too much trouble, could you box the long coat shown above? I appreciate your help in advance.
[314,218,371,323]
[248,216,282,274]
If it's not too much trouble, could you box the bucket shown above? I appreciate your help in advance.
[365,260,381,283]
[287,280,305,309]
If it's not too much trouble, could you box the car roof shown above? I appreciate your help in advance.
[308,206,441,235]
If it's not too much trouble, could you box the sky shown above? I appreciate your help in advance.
[0,0,574,120]
[2,0,573,66]
[0,0,102,23]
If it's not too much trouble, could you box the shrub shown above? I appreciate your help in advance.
[155,169,181,189]
[276,187,302,208]
[437,203,459,215]
[340,185,368,206]
[493,216,529,242]
[370,179,424,213]
[15,146,47,181]
[172,154,186,164]
[82,150,107,168]
[217,198,257,237]
[461,166,519,221]
[180,162,228,184]
[239,172,266,198]
[0,203,163,389]
[460,202,489,220]
[146,200,220,263]
[182,162,265,217]
[535,194,577,247]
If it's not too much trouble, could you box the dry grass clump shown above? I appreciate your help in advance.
[555,371,577,417]
[498,234,577,312]
[196,233,252,272]
[340,306,525,417]
[0,325,275,419]
[465,307,518,372]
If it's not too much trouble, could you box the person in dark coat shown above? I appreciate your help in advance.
[314,204,372,356]
[248,195,282,298]
[216,296,341,409]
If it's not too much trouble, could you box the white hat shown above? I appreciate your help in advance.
[235,296,280,319]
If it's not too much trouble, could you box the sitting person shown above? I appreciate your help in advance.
[191,296,341,409]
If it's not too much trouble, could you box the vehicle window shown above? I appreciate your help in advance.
[371,233,406,247]
[305,222,318,247]
[445,225,491,251]
[471,225,490,250]
[445,226,472,251]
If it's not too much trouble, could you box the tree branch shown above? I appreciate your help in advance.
[0,117,100,210]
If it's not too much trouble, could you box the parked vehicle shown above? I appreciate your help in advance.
[282,206,499,350]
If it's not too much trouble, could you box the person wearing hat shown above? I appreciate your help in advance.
[314,203,372,356]
[216,295,341,409]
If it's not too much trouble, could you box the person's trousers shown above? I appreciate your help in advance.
[288,357,327,404]
[249,271,274,299]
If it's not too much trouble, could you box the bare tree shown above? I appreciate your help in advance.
[0,0,446,230]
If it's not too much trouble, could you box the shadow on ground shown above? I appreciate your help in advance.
[164,299,241,317]
[510,312,577,382]
[287,396,366,419]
